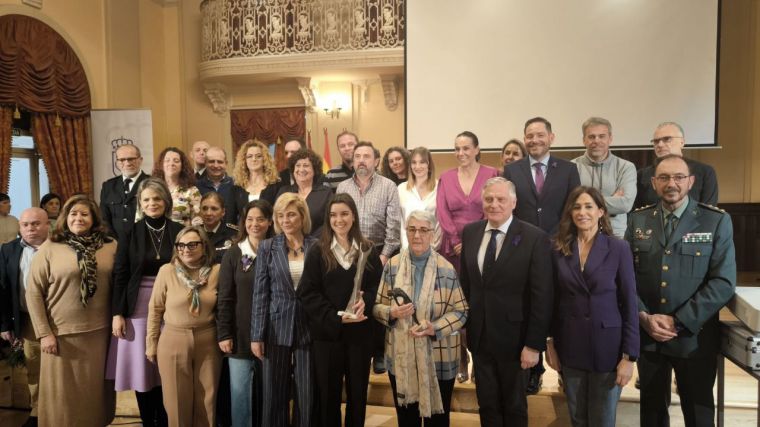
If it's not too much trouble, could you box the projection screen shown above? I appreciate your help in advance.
[406,0,720,150]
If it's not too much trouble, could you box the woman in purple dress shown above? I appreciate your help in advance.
[436,130,499,382]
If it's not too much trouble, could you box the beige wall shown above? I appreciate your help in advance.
[3,0,759,202]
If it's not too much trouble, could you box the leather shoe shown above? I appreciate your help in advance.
[526,371,542,395]
[372,356,386,374]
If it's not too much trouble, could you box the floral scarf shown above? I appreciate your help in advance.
[174,262,212,316]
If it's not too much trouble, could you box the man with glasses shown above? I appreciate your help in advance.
[626,154,735,427]
[100,144,149,242]
[634,122,718,209]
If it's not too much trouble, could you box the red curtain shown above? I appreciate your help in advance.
[230,107,306,170]
[0,107,12,193]
[32,114,93,200]
[0,15,92,197]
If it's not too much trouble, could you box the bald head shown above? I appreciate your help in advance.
[19,207,49,247]
[192,140,210,168]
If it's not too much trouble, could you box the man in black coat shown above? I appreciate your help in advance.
[634,122,719,209]
[460,177,553,427]
[100,144,150,242]
[502,116,580,393]
[0,207,50,427]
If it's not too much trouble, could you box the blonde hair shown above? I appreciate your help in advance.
[232,140,279,187]
[171,226,215,268]
[273,192,311,235]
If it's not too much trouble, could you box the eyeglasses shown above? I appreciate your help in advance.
[650,136,683,145]
[175,241,203,251]
[655,174,691,184]
[406,227,432,235]
[116,157,140,163]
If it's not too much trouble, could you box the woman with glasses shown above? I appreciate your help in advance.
[373,210,468,427]
[233,140,281,206]
[26,195,118,426]
[109,178,181,426]
[251,193,317,427]
[217,200,274,427]
[146,226,222,426]
[297,193,382,427]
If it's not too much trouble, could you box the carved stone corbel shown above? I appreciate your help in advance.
[204,83,229,116]
[379,74,399,111]
[296,77,317,112]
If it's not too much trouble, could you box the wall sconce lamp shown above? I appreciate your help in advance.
[323,100,342,119]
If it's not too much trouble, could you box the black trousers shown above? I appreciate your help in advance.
[134,386,168,427]
[313,338,372,427]
[472,351,529,427]
[388,374,455,427]
[638,350,718,427]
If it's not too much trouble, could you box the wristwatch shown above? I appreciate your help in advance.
[622,353,638,362]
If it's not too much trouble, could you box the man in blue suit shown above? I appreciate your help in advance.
[0,207,50,427]
[503,116,581,393]
[626,154,735,427]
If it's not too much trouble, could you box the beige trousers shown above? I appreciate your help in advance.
[157,323,222,427]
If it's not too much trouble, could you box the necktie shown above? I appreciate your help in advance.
[664,213,676,240]
[483,229,500,274]
[123,178,132,194]
[533,163,545,194]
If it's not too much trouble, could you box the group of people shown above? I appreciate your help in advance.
[0,116,735,427]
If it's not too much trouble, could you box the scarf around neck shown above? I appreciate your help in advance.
[391,249,444,417]
[63,231,105,307]
[174,262,212,316]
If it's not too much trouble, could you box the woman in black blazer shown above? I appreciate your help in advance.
[108,178,182,427]
[217,200,274,427]
[297,193,382,427]
[275,148,333,238]
[251,193,317,427]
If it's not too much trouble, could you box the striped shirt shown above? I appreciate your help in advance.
[336,173,401,258]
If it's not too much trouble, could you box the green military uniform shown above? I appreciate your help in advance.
[626,197,736,427]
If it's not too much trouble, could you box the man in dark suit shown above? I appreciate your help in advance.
[460,177,553,427]
[191,140,210,180]
[100,144,150,242]
[503,116,580,393]
[626,154,735,427]
[0,207,50,427]
[634,122,719,209]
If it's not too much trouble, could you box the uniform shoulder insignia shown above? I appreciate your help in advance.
[226,223,240,231]
[697,202,726,214]
[633,204,656,212]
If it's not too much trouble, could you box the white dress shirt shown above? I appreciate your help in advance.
[477,216,513,274]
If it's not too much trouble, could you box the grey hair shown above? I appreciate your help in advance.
[655,121,685,138]
[136,177,173,218]
[582,117,612,136]
[482,176,516,198]
[407,210,437,229]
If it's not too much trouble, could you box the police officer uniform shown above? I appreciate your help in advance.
[207,222,237,264]
[626,197,736,427]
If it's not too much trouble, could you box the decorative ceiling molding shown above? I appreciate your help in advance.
[199,48,403,82]
[296,77,316,112]
[21,0,42,9]
[203,83,229,116]
[379,74,399,111]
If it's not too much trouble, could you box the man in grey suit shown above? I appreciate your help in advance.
[626,154,735,427]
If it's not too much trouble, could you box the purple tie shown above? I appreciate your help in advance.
[533,163,545,194]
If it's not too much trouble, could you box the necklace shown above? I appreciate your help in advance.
[148,224,166,260]
[286,239,305,257]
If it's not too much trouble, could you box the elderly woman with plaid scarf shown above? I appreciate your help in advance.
[373,209,468,427]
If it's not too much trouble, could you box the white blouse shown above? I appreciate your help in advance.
[397,181,441,250]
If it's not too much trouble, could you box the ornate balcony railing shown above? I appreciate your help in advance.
[200,0,405,61]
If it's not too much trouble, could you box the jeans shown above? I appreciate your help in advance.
[228,357,256,427]
[562,366,621,427]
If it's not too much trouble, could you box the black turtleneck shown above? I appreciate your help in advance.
[143,216,174,275]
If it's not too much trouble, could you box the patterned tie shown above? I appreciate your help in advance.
[484,229,500,274]
[123,177,132,194]
[533,163,545,194]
